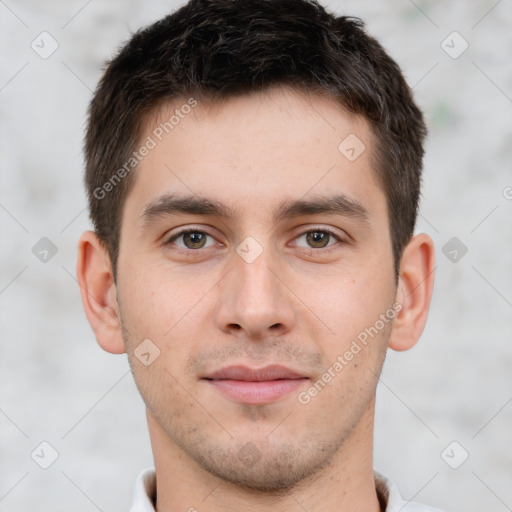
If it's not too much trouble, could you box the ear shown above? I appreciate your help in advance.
[388,233,435,352]
[76,231,125,354]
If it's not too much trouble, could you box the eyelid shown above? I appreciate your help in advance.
[291,221,348,238]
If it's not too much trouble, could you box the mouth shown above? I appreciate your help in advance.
[202,365,309,404]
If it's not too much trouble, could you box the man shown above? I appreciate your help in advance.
[77,0,440,510]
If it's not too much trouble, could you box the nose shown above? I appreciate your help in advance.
[213,244,296,340]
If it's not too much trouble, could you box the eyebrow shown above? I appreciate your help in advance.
[139,193,370,229]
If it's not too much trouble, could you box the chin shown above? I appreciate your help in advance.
[188,437,337,493]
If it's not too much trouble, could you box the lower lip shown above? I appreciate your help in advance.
[206,378,307,404]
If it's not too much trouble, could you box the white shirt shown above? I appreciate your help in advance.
[129,468,444,511]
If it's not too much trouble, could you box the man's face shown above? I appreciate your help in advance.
[116,86,398,490]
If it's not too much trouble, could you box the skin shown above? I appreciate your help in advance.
[77,85,435,512]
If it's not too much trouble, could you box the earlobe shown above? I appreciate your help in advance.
[76,231,126,354]
[388,233,435,352]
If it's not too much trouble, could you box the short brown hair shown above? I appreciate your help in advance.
[84,0,427,280]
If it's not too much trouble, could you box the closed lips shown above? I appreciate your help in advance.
[203,365,308,381]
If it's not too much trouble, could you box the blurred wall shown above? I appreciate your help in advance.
[1,1,511,511]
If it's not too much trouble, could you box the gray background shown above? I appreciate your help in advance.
[1,1,511,511]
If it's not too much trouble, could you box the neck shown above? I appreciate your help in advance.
[147,398,382,512]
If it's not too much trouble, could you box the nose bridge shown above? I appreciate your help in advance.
[215,239,295,337]
[236,245,278,307]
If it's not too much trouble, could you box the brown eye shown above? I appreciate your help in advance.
[294,229,341,250]
[305,231,331,248]
[167,230,215,250]
[182,232,207,249]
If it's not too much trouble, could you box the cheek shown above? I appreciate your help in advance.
[118,268,203,403]
[118,263,216,388]
[300,268,395,345]
[119,262,202,335]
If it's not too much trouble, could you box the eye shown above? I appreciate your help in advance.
[166,229,216,250]
[163,226,345,255]
[294,228,343,250]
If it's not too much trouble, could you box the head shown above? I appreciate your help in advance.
[78,0,434,493]
[85,0,427,281]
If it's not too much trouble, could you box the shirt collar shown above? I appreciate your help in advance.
[129,468,157,512]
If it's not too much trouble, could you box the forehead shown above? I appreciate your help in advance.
[124,85,385,226]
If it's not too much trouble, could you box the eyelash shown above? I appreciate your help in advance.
[164,226,346,255]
